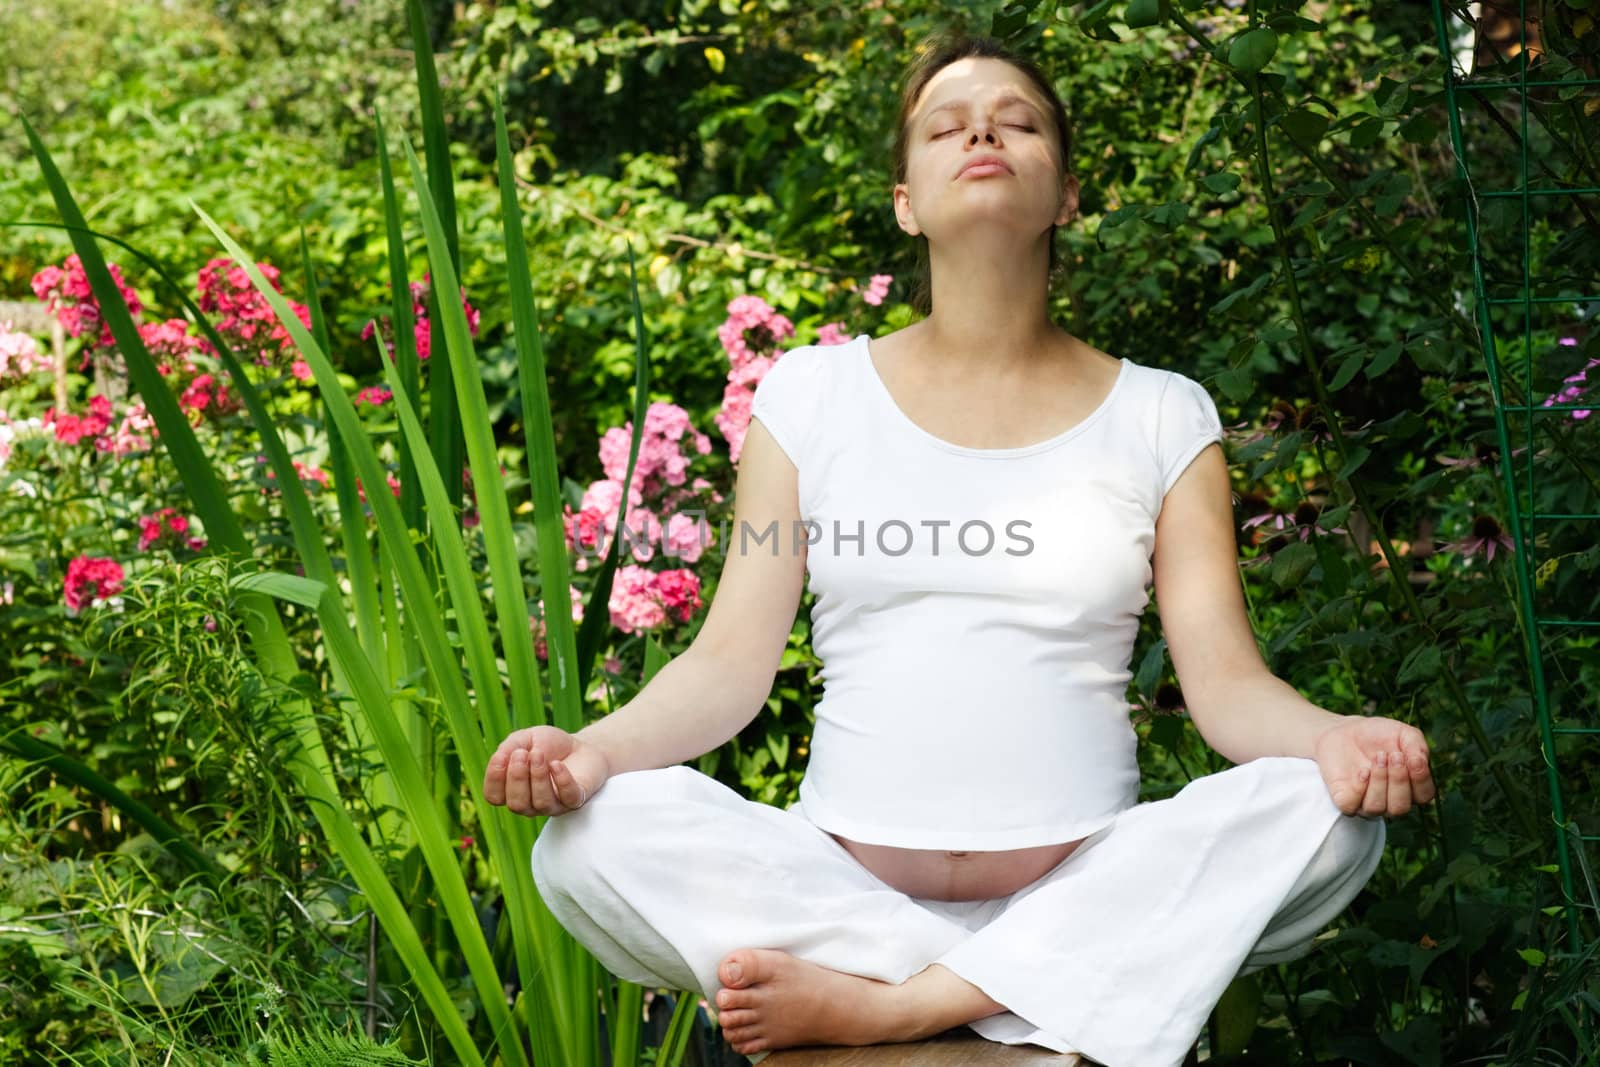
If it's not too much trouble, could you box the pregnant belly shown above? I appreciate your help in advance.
[831,833,1088,902]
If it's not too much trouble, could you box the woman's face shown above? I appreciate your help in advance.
[894,56,1075,248]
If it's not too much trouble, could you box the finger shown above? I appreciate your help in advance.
[1362,752,1389,818]
[551,760,584,808]
[528,745,565,814]
[1387,748,1410,818]
[1406,738,1437,804]
[505,749,532,815]
[483,750,507,806]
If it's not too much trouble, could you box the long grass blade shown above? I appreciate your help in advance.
[405,0,464,513]
[574,240,656,701]
[489,89,577,732]
[399,140,539,750]
[373,108,427,542]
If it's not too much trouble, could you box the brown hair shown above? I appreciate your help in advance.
[890,32,1076,317]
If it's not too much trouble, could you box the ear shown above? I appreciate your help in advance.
[893,182,922,237]
[1055,172,1080,226]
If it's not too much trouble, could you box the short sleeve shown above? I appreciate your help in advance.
[1155,373,1224,495]
[748,347,820,470]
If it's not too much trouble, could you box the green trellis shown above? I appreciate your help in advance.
[1430,0,1600,963]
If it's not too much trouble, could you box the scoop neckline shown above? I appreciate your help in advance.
[856,333,1129,458]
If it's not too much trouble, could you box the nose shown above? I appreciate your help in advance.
[968,121,1001,147]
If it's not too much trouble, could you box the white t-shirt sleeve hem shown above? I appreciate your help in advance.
[1157,374,1225,496]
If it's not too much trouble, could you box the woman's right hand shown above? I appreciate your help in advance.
[483,725,612,817]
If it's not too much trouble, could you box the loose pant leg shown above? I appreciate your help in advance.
[529,764,984,1003]
[930,756,1386,1067]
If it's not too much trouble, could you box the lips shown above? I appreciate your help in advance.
[958,154,1012,179]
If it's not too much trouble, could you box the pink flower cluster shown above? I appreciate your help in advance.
[31,254,144,360]
[41,395,157,457]
[63,555,124,611]
[564,401,717,571]
[137,318,242,422]
[360,273,481,362]
[713,295,796,465]
[1540,338,1597,420]
[178,373,241,422]
[607,564,703,636]
[861,273,893,306]
[137,318,209,377]
[196,257,313,373]
[0,321,50,380]
[138,507,205,552]
[814,321,852,346]
[358,385,393,406]
[257,454,331,494]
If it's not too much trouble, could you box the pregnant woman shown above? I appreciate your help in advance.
[483,29,1434,1067]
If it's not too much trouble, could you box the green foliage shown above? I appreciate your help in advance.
[250,1024,429,1066]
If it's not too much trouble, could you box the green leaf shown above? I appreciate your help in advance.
[1270,541,1317,588]
[1134,640,1168,696]
[1126,0,1163,28]
[231,570,328,608]
[1214,366,1255,403]
[1212,974,1262,1057]
[1278,108,1330,146]
[1366,342,1404,380]
[1329,345,1367,390]
[1228,27,1279,73]
[1517,947,1547,967]
[1397,644,1442,685]
[1348,116,1387,149]
[1200,171,1241,194]
[1145,200,1190,228]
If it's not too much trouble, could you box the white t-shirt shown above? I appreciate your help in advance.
[748,333,1225,851]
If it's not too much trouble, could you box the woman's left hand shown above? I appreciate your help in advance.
[1312,715,1436,819]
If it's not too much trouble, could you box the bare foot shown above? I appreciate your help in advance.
[711,947,910,1055]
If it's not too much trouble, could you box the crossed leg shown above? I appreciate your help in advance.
[530,758,1384,1066]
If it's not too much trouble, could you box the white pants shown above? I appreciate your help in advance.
[530,755,1385,1067]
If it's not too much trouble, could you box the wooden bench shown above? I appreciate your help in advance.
[756,1027,1084,1064]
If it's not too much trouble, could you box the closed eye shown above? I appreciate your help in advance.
[934,125,1034,138]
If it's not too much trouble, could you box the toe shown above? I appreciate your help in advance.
[721,948,763,988]
[716,987,748,1011]
[719,1008,756,1028]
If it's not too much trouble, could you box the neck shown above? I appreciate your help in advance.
[919,237,1060,374]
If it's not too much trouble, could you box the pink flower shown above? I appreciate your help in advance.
[814,321,852,346]
[608,565,667,634]
[597,401,712,501]
[654,568,703,623]
[137,319,207,378]
[196,257,312,371]
[63,556,124,611]
[1442,514,1516,564]
[861,273,893,306]
[716,295,795,370]
[0,321,49,380]
[365,272,480,363]
[357,385,393,406]
[138,508,196,552]
[291,359,314,382]
[31,255,144,354]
